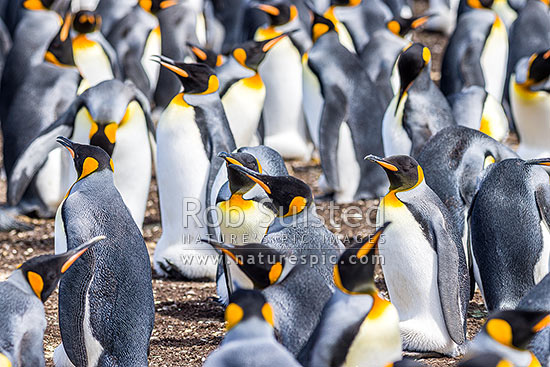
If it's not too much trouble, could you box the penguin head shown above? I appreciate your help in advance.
[254,1,298,26]
[310,11,336,43]
[73,10,101,34]
[517,49,550,90]
[330,0,362,6]
[333,224,388,295]
[386,14,431,37]
[231,34,288,71]
[57,137,114,181]
[396,43,431,109]
[218,151,262,196]
[139,0,178,14]
[18,236,104,302]
[202,239,288,289]
[228,164,313,217]
[188,43,223,69]
[225,289,274,330]
[153,56,220,95]
[482,310,550,349]
[459,353,513,367]
[466,0,494,9]
[44,11,75,67]
[366,155,424,192]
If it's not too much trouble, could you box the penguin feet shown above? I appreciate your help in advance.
[0,206,33,232]
[153,243,218,280]
[400,321,465,357]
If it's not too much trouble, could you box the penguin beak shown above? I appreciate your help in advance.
[262,33,289,52]
[151,55,189,78]
[410,14,432,30]
[187,43,209,62]
[160,0,178,8]
[218,152,242,166]
[229,164,272,194]
[254,3,280,16]
[60,235,105,273]
[365,155,399,171]
[56,136,75,158]
[526,158,550,166]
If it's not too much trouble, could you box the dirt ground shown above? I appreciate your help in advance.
[0,6,489,366]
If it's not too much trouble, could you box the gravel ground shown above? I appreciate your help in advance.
[0,6,489,366]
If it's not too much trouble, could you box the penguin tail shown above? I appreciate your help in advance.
[0,206,33,232]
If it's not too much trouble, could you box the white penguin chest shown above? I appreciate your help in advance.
[382,94,411,156]
[73,34,114,88]
[142,25,162,90]
[221,75,265,148]
[480,16,508,101]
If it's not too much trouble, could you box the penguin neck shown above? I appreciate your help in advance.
[407,67,432,93]
[175,91,221,108]
[224,318,274,343]
[7,270,37,297]
[269,204,316,233]
[384,179,427,207]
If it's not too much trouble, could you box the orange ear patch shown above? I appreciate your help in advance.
[262,303,275,326]
[225,303,244,330]
[27,271,44,299]
[269,262,283,284]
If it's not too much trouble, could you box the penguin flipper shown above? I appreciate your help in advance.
[535,185,550,231]
[319,87,347,192]
[6,103,80,206]
[402,117,432,158]
[433,221,468,345]
[459,42,485,89]
[122,52,151,99]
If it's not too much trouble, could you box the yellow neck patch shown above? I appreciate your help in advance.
[528,354,542,367]
[262,303,275,327]
[44,51,64,67]
[79,157,99,180]
[242,74,263,90]
[23,0,45,10]
[225,303,244,330]
[496,360,514,367]
[27,271,44,299]
[366,293,391,320]
[284,196,307,217]
[268,262,283,284]
[382,165,424,208]
[73,34,95,49]
[486,318,513,346]
[479,116,493,137]
[0,353,11,367]
[356,231,381,258]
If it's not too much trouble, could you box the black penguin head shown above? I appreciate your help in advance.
[87,119,118,157]
[397,43,431,109]
[310,11,336,43]
[466,0,494,9]
[333,224,388,294]
[482,310,550,349]
[202,239,287,289]
[218,151,262,195]
[44,11,75,67]
[386,14,431,37]
[18,236,104,302]
[254,1,298,26]
[228,164,313,217]
[226,289,274,330]
[188,43,223,69]
[366,155,424,191]
[153,56,219,95]
[73,10,101,33]
[139,0,178,14]
[525,49,550,85]
[458,353,513,367]
[330,0,361,6]
[57,137,114,181]
[231,34,288,71]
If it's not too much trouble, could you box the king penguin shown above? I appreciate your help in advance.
[382,43,456,157]
[107,0,168,98]
[0,0,69,122]
[367,154,469,356]
[448,85,510,142]
[417,126,517,253]
[440,1,508,101]
[470,157,550,311]
[217,34,288,148]
[0,236,103,367]
[509,49,550,159]
[6,79,156,229]
[203,289,301,367]
[0,12,80,226]
[72,10,120,90]
[254,1,313,160]
[322,0,361,53]
[201,239,334,356]
[299,224,403,367]
[466,310,550,367]
[53,137,155,367]
[152,58,235,279]
[303,12,387,203]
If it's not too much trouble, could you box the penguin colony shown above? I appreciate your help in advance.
[0,0,550,366]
